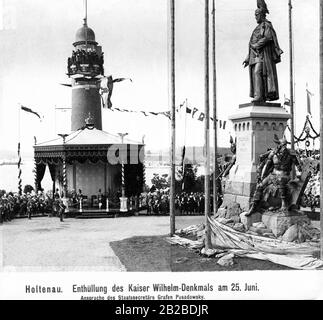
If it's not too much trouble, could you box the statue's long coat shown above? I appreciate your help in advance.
[248,20,283,101]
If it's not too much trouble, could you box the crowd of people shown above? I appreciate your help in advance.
[140,191,220,215]
[301,169,320,210]
[297,150,320,210]
[67,48,104,75]
[0,146,321,222]
[0,190,65,224]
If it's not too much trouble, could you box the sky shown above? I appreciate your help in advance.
[0,0,320,158]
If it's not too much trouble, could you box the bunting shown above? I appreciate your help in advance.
[105,100,227,129]
[183,103,227,128]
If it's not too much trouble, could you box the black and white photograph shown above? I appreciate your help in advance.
[0,0,323,301]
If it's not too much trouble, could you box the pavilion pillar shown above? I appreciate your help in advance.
[104,162,107,195]
[34,158,38,193]
[62,156,68,197]
[61,155,69,212]
[73,161,76,191]
[120,162,128,212]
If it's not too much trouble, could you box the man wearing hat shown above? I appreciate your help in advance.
[27,196,33,220]
[243,3,283,103]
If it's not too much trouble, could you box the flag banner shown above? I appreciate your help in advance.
[306,88,314,115]
[113,77,132,83]
[108,105,181,120]
[176,100,186,112]
[180,103,227,127]
[192,107,199,118]
[21,105,42,120]
[163,111,171,120]
[198,113,205,121]
[105,99,228,129]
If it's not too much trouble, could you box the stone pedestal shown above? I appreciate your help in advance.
[120,197,128,212]
[223,102,291,211]
[240,211,262,230]
[261,211,310,237]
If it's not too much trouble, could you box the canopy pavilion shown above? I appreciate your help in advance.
[34,116,145,212]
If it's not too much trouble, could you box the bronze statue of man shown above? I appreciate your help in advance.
[247,136,302,216]
[243,5,283,102]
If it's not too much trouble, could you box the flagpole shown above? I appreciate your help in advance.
[211,0,219,214]
[183,99,188,168]
[181,99,188,191]
[288,0,295,178]
[184,98,188,149]
[319,0,323,261]
[169,0,176,236]
[84,0,88,50]
[204,0,212,250]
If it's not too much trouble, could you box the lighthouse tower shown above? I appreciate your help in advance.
[67,18,104,131]
[34,8,145,212]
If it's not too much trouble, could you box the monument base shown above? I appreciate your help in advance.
[222,102,291,211]
[261,210,310,237]
[240,211,262,230]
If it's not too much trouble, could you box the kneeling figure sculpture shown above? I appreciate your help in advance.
[247,135,304,216]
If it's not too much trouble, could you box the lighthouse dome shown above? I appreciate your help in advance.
[73,23,97,46]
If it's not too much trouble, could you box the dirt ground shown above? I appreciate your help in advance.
[0,215,204,271]
[110,235,292,272]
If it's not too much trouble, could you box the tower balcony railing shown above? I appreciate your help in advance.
[67,63,104,78]
[67,49,104,78]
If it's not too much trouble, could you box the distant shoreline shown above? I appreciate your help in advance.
[0,162,19,166]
